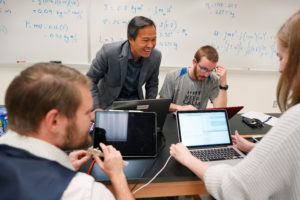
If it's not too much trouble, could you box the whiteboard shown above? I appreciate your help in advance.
[0,0,89,64]
[90,0,300,70]
[1,0,299,70]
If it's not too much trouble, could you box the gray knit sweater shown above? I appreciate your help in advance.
[204,103,300,200]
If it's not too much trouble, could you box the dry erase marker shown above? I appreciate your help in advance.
[89,122,95,135]
[50,61,62,64]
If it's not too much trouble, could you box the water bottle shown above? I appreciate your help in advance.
[0,107,8,136]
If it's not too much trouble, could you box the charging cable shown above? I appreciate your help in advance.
[132,155,173,194]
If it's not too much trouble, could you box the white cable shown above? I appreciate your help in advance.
[132,155,172,194]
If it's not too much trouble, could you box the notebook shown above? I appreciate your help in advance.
[111,98,172,133]
[202,106,244,119]
[176,109,245,165]
[93,111,157,157]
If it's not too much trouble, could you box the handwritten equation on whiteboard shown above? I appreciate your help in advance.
[211,30,276,58]
[95,2,189,51]
[0,0,85,44]
[0,0,88,63]
[29,0,84,44]
[0,0,10,35]
[204,1,238,19]
[94,0,277,62]
[2,0,293,67]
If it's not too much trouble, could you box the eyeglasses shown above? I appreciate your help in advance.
[198,64,216,73]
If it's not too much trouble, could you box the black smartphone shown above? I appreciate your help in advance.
[242,117,263,128]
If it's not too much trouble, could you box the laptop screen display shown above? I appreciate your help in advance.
[177,110,232,147]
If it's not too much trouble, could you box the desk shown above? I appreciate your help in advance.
[229,113,280,136]
[80,113,279,198]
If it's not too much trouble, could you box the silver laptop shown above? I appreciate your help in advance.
[176,109,245,165]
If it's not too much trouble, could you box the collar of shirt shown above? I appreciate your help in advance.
[0,130,75,170]
[127,43,143,65]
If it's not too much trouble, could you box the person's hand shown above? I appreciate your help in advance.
[177,105,198,111]
[231,130,256,153]
[69,150,92,171]
[170,143,210,180]
[170,103,197,112]
[170,143,194,167]
[91,108,104,121]
[94,143,124,179]
[216,65,227,86]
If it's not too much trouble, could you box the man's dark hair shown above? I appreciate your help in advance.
[127,16,156,40]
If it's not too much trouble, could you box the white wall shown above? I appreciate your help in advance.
[0,64,281,113]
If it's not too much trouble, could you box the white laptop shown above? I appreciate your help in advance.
[176,109,245,165]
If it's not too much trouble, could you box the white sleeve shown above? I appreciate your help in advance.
[204,164,250,200]
[61,172,115,200]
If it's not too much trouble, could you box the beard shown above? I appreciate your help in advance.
[193,67,206,81]
[60,119,92,151]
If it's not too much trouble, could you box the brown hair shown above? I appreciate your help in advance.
[194,45,219,63]
[5,62,91,135]
[277,10,300,112]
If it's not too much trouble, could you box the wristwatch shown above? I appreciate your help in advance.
[219,85,229,90]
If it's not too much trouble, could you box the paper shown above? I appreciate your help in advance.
[241,111,278,126]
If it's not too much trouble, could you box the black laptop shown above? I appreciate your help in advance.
[112,98,172,133]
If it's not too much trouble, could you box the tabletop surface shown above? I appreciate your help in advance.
[80,113,280,184]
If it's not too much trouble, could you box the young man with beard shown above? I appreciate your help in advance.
[87,16,161,112]
[0,63,134,200]
[159,45,228,112]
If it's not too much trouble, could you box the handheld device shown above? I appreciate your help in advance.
[242,117,264,128]
[87,146,129,166]
[93,111,157,157]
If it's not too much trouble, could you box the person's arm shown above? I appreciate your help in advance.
[86,47,108,110]
[160,69,191,112]
[168,103,197,112]
[231,130,256,153]
[159,95,196,112]
[170,143,210,180]
[212,65,227,108]
[145,51,162,99]
[94,143,134,200]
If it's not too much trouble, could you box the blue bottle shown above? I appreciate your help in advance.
[0,107,7,136]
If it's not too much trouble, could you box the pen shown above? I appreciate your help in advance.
[89,122,95,134]
[263,116,272,123]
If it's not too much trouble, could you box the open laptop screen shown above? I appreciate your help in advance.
[111,98,171,132]
[94,111,157,157]
[202,106,244,119]
[177,110,232,147]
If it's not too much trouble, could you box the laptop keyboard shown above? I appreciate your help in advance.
[190,147,243,161]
